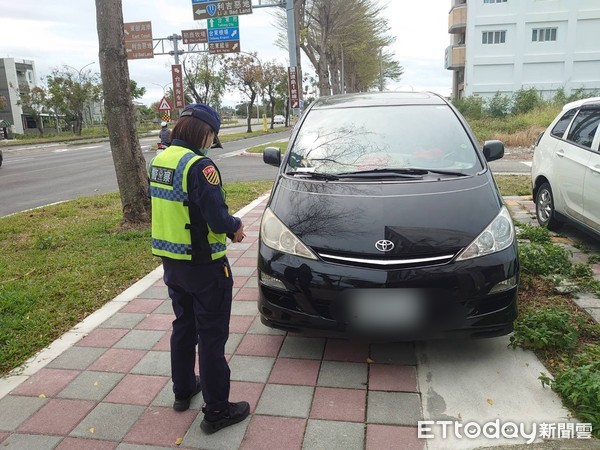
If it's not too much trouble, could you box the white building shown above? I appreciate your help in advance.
[446,0,600,100]
[0,58,38,135]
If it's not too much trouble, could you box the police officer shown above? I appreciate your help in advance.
[148,103,249,434]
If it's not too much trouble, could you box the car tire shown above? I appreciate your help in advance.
[535,182,563,231]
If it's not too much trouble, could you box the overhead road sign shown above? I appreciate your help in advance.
[207,27,240,43]
[124,21,154,60]
[182,29,208,44]
[207,16,239,29]
[192,0,252,21]
[208,40,241,54]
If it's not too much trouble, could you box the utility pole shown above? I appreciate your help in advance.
[341,45,345,94]
[286,0,301,115]
[379,48,384,92]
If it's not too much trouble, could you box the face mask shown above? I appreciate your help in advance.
[199,147,210,156]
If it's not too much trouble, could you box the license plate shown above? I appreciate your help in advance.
[346,289,425,333]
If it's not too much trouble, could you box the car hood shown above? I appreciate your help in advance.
[268,175,503,258]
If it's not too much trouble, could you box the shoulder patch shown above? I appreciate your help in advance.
[202,165,220,185]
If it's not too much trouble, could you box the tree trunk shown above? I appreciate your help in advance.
[318,59,330,97]
[75,111,83,136]
[35,115,44,135]
[95,0,151,226]
[270,97,275,129]
[246,92,256,133]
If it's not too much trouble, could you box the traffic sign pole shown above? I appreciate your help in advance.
[286,0,301,116]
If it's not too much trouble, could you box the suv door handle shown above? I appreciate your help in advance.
[556,149,565,157]
[590,165,600,175]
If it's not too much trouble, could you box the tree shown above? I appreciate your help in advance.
[0,95,7,110]
[260,61,287,129]
[17,85,48,135]
[183,53,229,109]
[46,65,101,136]
[226,53,263,133]
[278,0,402,96]
[95,0,151,226]
[129,80,146,100]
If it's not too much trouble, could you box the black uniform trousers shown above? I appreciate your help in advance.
[162,257,233,412]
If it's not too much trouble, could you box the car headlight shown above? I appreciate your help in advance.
[456,206,515,261]
[260,207,318,260]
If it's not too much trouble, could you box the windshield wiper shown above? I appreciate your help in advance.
[286,171,340,181]
[338,168,469,178]
[419,168,469,177]
[337,168,424,179]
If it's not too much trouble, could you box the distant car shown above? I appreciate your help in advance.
[273,115,285,125]
[531,96,600,236]
[258,91,518,340]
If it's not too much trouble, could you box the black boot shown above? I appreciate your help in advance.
[200,401,250,434]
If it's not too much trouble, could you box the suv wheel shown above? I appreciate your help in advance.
[535,182,563,230]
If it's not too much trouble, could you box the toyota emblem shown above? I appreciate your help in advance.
[375,240,394,252]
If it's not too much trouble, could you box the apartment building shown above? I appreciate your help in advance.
[446,0,600,100]
[0,58,38,135]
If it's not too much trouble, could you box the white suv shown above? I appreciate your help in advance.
[531,97,600,236]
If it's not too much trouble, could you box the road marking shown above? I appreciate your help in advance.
[52,145,102,153]
[9,158,35,162]
[521,161,532,167]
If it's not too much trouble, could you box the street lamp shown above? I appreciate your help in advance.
[65,61,96,79]
[151,82,172,96]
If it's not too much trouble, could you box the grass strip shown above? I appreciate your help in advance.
[0,181,273,376]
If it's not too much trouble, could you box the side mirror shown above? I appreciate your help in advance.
[483,140,504,162]
[263,147,281,167]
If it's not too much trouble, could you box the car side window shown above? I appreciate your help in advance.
[566,109,600,150]
[550,109,576,138]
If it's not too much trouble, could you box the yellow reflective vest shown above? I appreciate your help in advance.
[149,145,228,262]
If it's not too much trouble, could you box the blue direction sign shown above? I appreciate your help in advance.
[208,27,240,43]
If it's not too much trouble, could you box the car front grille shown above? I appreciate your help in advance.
[314,249,457,270]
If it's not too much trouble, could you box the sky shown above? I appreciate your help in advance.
[1,0,453,108]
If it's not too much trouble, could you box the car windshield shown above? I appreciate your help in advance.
[286,104,481,176]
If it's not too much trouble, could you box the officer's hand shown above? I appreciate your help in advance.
[232,223,246,243]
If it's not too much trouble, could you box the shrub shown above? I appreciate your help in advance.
[516,223,551,244]
[453,95,485,120]
[519,242,572,276]
[511,87,543,115]
[552,87,568,106]
[567,87,600,103]
[540,362,600,437]
[510,307,580,351]
[486,91,511,118]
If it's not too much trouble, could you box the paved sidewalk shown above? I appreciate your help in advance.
[0,196,598,449]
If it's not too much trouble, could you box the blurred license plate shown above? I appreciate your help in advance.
[347,289,424,332]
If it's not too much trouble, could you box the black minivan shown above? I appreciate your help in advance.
[258,92,518,340]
